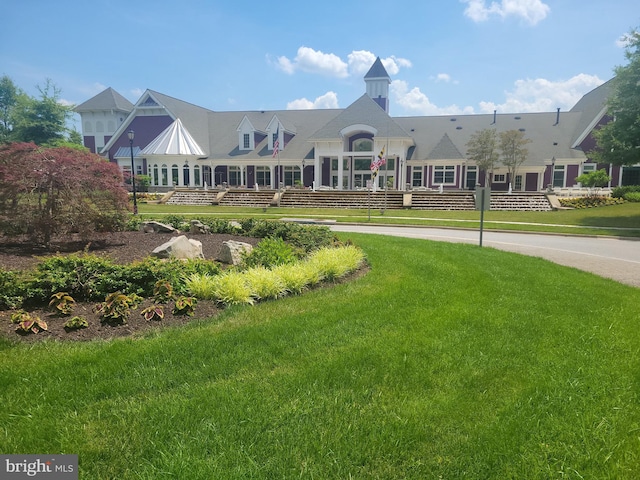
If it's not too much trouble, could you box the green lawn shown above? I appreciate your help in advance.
[1,233,639,478]
[137,201,640,237]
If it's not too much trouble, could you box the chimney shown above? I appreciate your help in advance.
[554,107,560,126]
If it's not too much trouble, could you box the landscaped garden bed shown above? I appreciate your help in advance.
[0,220,367,343]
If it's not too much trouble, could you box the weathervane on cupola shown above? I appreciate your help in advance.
[364,57,391,113]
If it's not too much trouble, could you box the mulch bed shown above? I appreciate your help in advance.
[0,231,262,343]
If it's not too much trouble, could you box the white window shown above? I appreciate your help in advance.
[493,173,506,183]
[433,165,455,185]
[412,167,423,187]
[243,133,250,149]
[582,163,596,174]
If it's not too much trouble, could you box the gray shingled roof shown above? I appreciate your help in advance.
[569,78,613,147]
[309,94,411,140]
[207,109,342,161]
[394,111,586,166]
[74,87,133,113]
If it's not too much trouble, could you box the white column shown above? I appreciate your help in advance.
[337,154,344,190]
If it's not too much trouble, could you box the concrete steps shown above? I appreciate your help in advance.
[278,191,405,209]
[161,190,553,211]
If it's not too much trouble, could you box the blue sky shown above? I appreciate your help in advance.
[2,0,638,126]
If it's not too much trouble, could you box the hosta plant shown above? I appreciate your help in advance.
[152,280,174,303]
[12,311,48,334]
[94,292,141,325]
[48,292,76,315]
[141,305,165,321]
[172,296,197,316]
[63,316,89,331]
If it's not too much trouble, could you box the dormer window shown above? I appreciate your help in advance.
[243,133,250,149]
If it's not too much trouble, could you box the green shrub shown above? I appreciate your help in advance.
[0,269,24,309]
[611,185,640,198]
[199,218,242,234]
[238,219,334,253]
[624,192,640,202]
[25,254,122,304]
[241,237,299,269]
[163,214,189,231]
[558,196,625,208]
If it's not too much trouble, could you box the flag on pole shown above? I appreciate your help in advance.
[272,126,280,158]
[370,145,385,179]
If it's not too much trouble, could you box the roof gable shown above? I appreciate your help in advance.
[428,133,464,159]
[310,94,410,140]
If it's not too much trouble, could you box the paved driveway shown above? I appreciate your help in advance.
[330,224,640,288]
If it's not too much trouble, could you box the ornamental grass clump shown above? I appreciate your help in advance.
[271,262,319,294]
[306,245,366,281]
[184,274,218,300]
[187,272,254,306]
[211,272,254,306]
[243,266,287,301]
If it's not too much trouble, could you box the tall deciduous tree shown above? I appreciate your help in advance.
[10,79,73,146]
[466,128,498,186]
[499,129,531,186]
[0,75,21,143]
[591,28,640,166]
[0,142,130,247]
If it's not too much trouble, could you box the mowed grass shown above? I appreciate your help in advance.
[1,233,639,478]
[137,201,640,237]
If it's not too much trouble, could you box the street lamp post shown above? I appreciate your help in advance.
[301,159,305,187]
[547,156,556,192]
[128,129,138,215]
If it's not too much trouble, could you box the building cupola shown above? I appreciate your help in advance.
[364,57,391,113]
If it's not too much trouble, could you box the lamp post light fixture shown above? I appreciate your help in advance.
[301,159,305,187]
[127,129,138,215]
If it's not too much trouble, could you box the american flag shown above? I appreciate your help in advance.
[272,126,280,158]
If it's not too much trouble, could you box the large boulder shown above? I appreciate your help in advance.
[218,240,253,265]
[151,235,204,260]
[140,221,177,233]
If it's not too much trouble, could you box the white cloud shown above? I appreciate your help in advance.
[478,74,604,113]
[347,50,412,76]
[462,0,550,25]
[275,47,348,78]
[391,80,474,115]
[431,73,458,84]
[287,91,339,110]
[275,48,411,79]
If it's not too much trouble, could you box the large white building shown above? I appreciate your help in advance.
[74,58,638,192]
